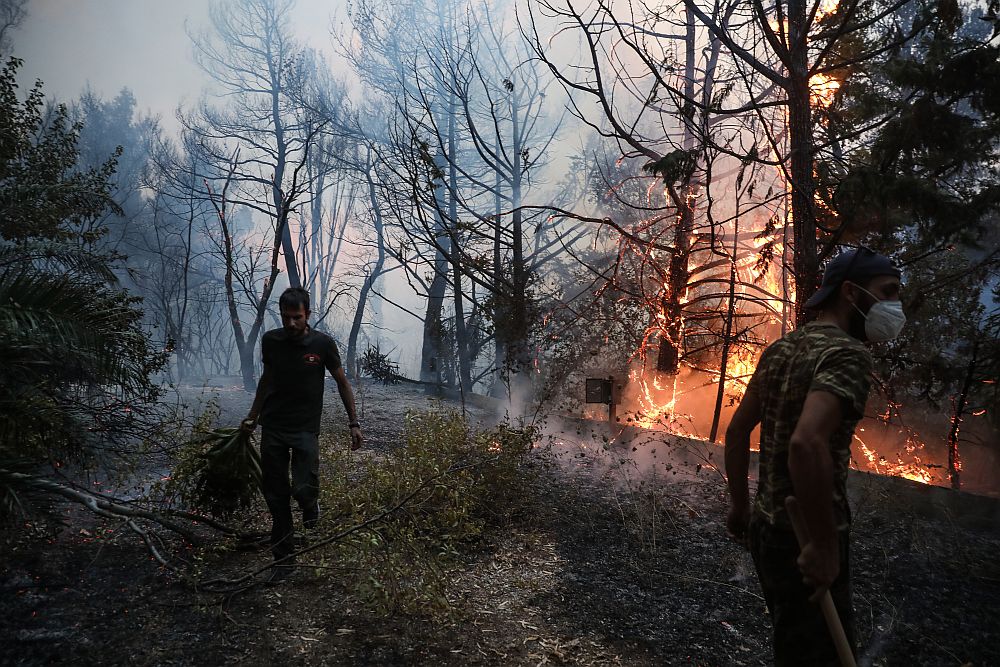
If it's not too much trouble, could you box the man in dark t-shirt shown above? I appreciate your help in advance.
[241,287,363,578]
[725,248,905,665]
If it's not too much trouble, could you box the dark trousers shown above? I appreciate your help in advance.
[749,517,856,666]
[260,429,320,561]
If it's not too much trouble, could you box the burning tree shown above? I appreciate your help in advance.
[681,0,945,322]
[527,0,797,434]
[823,4,1000,488]
[873,246,1000,490]
[526,0,998,453]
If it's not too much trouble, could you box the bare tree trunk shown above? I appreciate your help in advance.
[452,255,472,392]
[243,218,288,385]
[347,167,387,374]
[510,97,528,361]
[420,152,450,390]
[204,154,259,392]
[490,159,507,398]
[421,251,448,389]
[448,102,473,394]
[209,156,291,392]
[216,195,255,391]
[304,143,327,293]
[787,0,818,326]
[176,182,196,383]
[268,44,300,289]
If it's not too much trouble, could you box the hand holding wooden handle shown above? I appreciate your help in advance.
[784,496,857,667]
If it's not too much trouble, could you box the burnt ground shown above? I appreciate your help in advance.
[2,382,999,666]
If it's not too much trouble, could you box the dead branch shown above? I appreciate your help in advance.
[2,470,197,542]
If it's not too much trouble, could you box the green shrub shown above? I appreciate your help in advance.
[162,407,537,614]
[315,409,537,614]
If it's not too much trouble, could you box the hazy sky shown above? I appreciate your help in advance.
[16,0,346,132]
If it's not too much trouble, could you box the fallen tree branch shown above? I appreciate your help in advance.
[126,517,179,572]
[1,470,197,543]
[163,508,265,541]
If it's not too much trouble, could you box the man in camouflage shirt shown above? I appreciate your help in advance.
[725,248,905,665]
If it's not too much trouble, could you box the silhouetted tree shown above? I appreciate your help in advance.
[184,0,328,389]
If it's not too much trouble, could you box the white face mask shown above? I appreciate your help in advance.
[852,285,906,342]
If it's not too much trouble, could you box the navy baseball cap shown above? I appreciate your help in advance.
[804,247,901,309]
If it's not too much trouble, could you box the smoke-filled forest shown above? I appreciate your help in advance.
[2,0,999,664]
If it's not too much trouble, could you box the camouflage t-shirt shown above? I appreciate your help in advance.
[747,321,872,530]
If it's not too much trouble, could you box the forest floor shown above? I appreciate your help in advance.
[2,382,999,666]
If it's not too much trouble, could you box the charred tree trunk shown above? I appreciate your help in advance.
[657,199,694,373]
[656,8,698,374]
[420,151,450,391]
[947,339,979,490]
[420,251,448,390]
[452,255,472,393]
[490,159,507,398]
[489,87,531,401]
[506,96,530,398]
[447,101,473,394]
[710,213,741,442]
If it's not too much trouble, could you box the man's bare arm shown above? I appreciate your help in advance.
[724,384,762,543]
[242,365,272,430]
[726,384,762,507]
[331,365,363,450]
[787,390,842,591]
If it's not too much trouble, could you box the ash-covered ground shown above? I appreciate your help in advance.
[2,382,998,666]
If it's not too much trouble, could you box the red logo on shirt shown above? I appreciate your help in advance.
[303,353,321,366]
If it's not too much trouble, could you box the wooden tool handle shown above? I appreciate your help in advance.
[784,496,857,667]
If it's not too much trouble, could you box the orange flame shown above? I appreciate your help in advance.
[810,72,841,108]
[854,432,933,484]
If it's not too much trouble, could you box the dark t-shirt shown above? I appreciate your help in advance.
[258,327,342,434]
[747,322,872,531]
